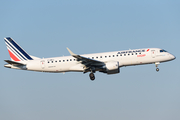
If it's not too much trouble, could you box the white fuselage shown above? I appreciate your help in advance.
[4,37,176,80]
[21,48,175,73]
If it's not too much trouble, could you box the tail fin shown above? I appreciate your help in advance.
[4,37,33,61]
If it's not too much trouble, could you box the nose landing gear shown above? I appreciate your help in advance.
[155,62,160,72]
[156,68,159,72]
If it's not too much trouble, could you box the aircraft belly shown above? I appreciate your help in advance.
[69,64,84,72]
[44,63,76,72]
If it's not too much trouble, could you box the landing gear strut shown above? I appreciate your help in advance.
[88,67,96,81]
[155,62,160,72]
[89,73,95,81]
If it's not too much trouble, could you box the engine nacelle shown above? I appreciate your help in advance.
[104,61,120,74]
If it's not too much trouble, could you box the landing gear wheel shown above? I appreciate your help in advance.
[156,68,159,72]
[155,62,160,72]
[89,73,95,81]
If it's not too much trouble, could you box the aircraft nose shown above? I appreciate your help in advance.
[169,54,176,60]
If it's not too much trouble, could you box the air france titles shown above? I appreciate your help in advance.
[117,49,145,54]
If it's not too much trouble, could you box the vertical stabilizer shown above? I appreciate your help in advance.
[4,37,33,61]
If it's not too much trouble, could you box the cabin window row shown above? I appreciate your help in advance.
[48,59,76,63]
[91,52,141,59]
[47,53,141,63]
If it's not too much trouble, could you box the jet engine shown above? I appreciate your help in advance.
[103,61,120,74]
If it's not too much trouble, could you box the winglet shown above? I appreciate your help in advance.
[67,47,76,56]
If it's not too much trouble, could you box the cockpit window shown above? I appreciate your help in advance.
[160,49,167,52]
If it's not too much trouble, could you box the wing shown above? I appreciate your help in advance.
[67,48,104,67]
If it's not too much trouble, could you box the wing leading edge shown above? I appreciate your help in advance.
[66,48,104,66]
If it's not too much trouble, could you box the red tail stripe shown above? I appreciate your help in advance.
[8,49,20,61]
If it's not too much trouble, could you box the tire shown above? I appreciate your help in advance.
[89,73,95,80]
[156,68,159,72]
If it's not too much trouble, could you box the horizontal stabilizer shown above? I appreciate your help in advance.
[4,60,25,65]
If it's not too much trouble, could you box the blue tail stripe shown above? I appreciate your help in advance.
[5,39,27,60]
[6,37,33,60]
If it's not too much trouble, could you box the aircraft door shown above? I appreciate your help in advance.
[40,60,45,69]
[151,50,156,58]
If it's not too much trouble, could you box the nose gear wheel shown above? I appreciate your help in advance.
[155,62,160,72]
[156,68,159,72]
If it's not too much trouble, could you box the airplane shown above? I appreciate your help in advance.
[4,37,176,81]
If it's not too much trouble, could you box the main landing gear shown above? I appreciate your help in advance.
[89,67,95,81]
[83,67,96,81]
[155,62,160,72]
[89,73,95,81]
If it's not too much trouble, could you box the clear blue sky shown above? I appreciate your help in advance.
[0,0,180,120]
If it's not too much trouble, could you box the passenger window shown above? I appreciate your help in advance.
[100,56,102,58]
[109,55,111,57]
[48,61,49,63]
[52,61,53,63]
[124,54,126,56]
[132,53,133,55]
[96,57,98,59]
[120,54,122,56]
[92,57,94,59]
[113,55,115,57]
[105,56,107,58]
[70,59,72,61]
[128,54,130,56]
[55,61,57,62]
[139,53,141,54]
[63,60,65,62]
[59,60,61,62]
[67,60,68,62]
[136,53,137,55]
